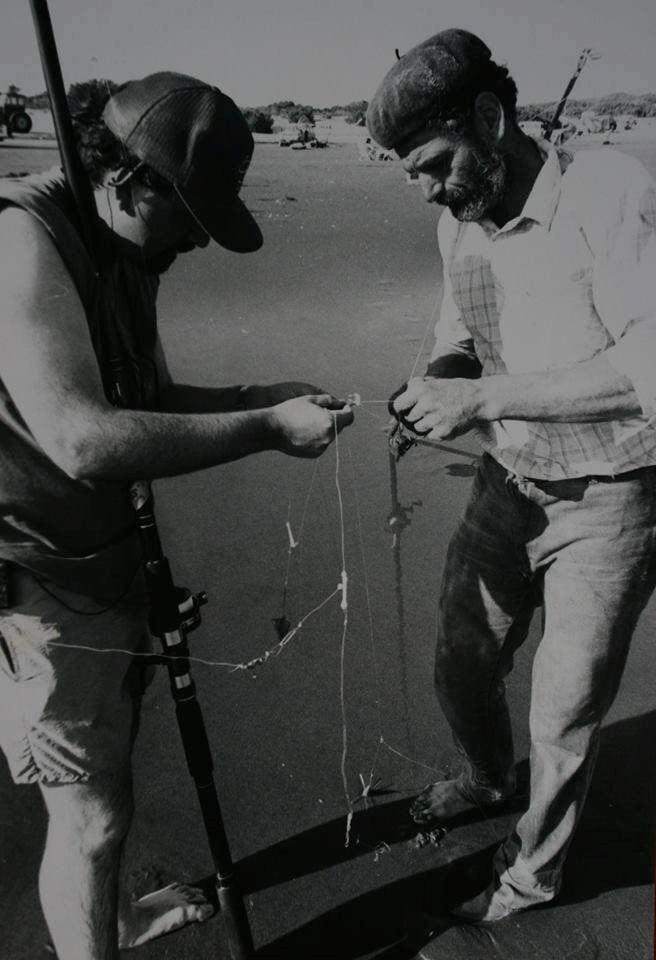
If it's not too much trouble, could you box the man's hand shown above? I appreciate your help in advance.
[271,395,354,458]
[392,376,483,440]
[242,381,325,409]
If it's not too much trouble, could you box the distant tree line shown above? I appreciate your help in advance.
[19,86,656,126]
[242,91,656,134]
[518,92,656,121]
[238,101,316,134]
[238,98,372,132]
[326,100,369,124]
[240,109,275,134]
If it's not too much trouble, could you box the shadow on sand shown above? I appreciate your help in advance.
[237,710,655,958]
[2,711,652,959]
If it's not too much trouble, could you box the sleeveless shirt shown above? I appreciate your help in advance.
[0,169,160,599]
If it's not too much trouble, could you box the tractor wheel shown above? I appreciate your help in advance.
[10,112,32,135]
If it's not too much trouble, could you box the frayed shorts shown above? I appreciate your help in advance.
[0,567,151,785]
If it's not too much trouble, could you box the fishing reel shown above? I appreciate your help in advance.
[388,419,418,461]
[175,586,208,634]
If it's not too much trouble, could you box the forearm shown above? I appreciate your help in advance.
[158,381,325,413]
[478,354,641,423]
[64,406,277,480]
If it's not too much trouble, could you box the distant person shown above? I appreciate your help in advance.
[0,73,353,960]
[368,29,656,922]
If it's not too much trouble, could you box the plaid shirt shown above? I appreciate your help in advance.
[431,139,656,479]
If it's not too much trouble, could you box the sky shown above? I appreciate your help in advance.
[2,0,655,107]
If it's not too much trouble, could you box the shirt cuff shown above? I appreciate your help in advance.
[606,327,656,418]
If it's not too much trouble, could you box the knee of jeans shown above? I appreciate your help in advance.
[435,621,500,685]
[434,638,484,696]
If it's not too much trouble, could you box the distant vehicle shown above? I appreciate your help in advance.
[0,91,33,137]
[279,124,327,150]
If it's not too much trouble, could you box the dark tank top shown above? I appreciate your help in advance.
[0,169,160,599]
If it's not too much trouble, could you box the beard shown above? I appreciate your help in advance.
[446,139,507,222]
[144,248,179,274]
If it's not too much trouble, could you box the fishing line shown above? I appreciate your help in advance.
[276,460,319,637]
[332,419,354,846]
[44,586,341,672]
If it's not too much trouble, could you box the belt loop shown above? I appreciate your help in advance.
[0,560,13,609]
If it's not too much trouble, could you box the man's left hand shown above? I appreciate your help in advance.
[242,381,325,409]
[392,376,483,440]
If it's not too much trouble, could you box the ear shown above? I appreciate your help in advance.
[473,92,505,144]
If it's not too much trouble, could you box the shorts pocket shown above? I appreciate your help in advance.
[0,617,52,682]
[0,628,17,678]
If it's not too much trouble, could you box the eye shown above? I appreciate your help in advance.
[425,151,453,176]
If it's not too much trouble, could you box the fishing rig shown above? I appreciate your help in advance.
[27,1,254,957]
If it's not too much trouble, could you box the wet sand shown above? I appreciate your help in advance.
[0,140,654,959]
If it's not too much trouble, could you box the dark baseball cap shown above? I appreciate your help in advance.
[366,29,493,151]
[103,71,262,253]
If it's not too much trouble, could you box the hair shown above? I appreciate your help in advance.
[68,78,170,192]
[433,59,519,133]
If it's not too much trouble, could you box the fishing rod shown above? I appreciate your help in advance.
[544,46,601,141]
[27,2,254,957]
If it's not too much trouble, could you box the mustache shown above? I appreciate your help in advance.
[445,149,507,222]
[431,147,505,208]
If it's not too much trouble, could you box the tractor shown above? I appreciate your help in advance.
[0,91,33,138]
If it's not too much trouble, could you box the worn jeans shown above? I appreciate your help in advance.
[437,454,656,900]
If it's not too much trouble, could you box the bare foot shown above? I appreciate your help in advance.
[410,778,513,824]
[118,881,214,949]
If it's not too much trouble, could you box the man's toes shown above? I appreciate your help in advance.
[176,884,209,903]
[410,804,434,824]
[410,785,437,820]
[188,902,214,922]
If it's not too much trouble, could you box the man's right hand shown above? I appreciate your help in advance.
[271,395,354,458]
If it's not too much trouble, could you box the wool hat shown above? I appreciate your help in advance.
[104,71,262,253]
[366,29,493,151]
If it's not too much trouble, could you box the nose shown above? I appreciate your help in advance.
[419,173,444,204]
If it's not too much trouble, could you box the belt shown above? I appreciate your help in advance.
[532,465,656,486]
[582,465,656,483]
[484,454,656,486]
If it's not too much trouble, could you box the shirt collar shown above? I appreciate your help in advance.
[520,137,571,228]
[485,136,573,236]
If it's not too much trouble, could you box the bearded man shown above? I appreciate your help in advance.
[367,29,656,921]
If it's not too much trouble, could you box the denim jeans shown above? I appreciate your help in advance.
[437,454,656,900]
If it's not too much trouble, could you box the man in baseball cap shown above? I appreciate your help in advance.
[371,30,656,925]
[103,71,263,253]
[0,73,353,959]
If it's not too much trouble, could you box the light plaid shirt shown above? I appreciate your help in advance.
[431,139,656,479]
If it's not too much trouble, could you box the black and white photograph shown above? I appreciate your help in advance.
[0,2,654,958]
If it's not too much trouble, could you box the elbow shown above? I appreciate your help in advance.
[52,435,105,481]
[43,414,113,481]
